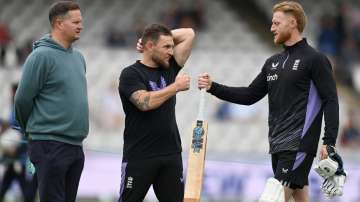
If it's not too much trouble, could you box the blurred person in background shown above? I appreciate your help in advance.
[198,1,339,201]
[0,22,11,67]
[162,0,206,30]
[105,27,126,47]
[340,111,360,149]
[215,101,260,123]
[16,38,34,66]
[351,5,360,54]
[105,18,145,48]
[0,83,37,202]
[317,14,339,62]
[14,1,88,202]
[118,24,194,202]
[317,2,355,89]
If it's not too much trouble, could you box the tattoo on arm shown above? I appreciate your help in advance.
[130,90,150,111]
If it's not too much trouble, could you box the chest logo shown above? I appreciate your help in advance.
[271,62,279,70]
[293,59,300,70]
[149,76,167,91]
[267,73,278,82]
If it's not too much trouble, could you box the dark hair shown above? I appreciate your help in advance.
[49,1,80,26]
[141,24,172,45]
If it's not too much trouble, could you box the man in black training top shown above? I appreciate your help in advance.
[118,24,194,202]
[198,1,339,202]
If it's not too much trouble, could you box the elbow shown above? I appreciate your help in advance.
[14,95,27,109]
[144,103,162,111]
[240,100,256,106]
[240,94,262,105]
[136,104,158,112]
[14,95,33,115]
[243,101,255,106]
[14,96,22,109]
[185,28,195,39]
[232,98,257,106]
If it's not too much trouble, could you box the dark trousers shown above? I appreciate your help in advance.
[118,153,184,202]
[0,163,37,202]
[28,140,84,202]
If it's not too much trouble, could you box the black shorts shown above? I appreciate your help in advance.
[118,153,184,202]
[271,151,314,189]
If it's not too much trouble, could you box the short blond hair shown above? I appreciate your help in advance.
[273,1,307,33]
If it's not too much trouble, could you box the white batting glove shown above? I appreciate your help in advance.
[321,172,347,198]
[315,145,347,198]
[314,157,338,179]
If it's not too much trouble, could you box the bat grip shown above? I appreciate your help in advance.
[197,88,206,121]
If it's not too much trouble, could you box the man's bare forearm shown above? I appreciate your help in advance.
[130,84,178,111]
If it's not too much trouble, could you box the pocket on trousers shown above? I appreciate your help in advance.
[28,141,44,164]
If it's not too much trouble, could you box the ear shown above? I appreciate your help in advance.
[145,40,155,51]
[289,16,297,29]
[54,17,65,30]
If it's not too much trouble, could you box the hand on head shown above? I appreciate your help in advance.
[136,38,144,53]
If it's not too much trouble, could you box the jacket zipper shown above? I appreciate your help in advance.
[282,51,289,69]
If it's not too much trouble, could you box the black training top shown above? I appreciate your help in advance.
[118,57,182,161]
[208,39,339,155]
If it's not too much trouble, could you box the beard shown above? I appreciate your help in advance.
[274,30,291,45]
[152,53,170,68]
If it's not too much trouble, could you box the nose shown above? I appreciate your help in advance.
[169,48,174,56]
[78,23,83,31]
[270,24,275,33]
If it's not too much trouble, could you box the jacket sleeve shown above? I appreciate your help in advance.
[311,53,339,146]
[208,66,268,105]
[14,53,49,134]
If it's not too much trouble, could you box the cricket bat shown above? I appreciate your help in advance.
[184,89,208,202]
